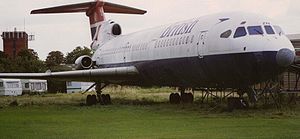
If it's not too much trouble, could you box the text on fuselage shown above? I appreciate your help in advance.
[160,20,199,38]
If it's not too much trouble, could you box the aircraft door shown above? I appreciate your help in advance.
[197,31,208,58]
[123,42,130,63]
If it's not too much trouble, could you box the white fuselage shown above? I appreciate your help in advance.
[90,12,295,88]
[93,12,294,66]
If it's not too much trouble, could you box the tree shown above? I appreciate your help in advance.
[9,49,46,73]
[0,51,9,72]
[45,51,65,67]
[65,46,92,64]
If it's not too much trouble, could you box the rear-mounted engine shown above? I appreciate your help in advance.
[75,55,93,70]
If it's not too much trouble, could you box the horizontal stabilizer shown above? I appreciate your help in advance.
[31,1,147,15]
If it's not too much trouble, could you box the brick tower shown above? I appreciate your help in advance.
[1,29,28,58]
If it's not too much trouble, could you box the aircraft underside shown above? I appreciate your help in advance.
[102,51,285,89]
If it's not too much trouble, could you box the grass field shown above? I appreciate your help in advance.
[0,87,299,139]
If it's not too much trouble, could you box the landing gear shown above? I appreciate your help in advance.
[86,94,98,106]
[169,93,181,104]
[96,83,111,105]
[84,83,111,106]
[100,94,111,105]
[169,88,194,104]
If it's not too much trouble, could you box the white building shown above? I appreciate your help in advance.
[0,79,22,96]
[67,82,95,93]
[21,79,47,94]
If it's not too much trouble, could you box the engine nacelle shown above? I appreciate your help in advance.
[75,55,93,70]
[112,23,122,36]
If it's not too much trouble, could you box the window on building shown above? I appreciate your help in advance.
[0,82,3,87]
[247,26,263,35]
[35,83,42,90]
[6,82,19,88]
[220,30,232,38]
[234,27,247,38]
[67,82,72,87]
[25,83,29,88]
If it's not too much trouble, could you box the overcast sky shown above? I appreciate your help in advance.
[1,0,300,60]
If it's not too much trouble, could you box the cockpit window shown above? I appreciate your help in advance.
[264,25,275,34]
[220,30,232,38]
[274,25,284,35]
[247,26,263,35]
[234,27,247,38]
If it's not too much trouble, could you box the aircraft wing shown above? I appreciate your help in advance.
[0,66,139,83]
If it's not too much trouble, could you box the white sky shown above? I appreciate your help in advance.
[1,0,300,60]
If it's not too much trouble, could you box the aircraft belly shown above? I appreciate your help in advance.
[103,51,284,88]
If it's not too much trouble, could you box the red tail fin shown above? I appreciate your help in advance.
[31,0,146,39]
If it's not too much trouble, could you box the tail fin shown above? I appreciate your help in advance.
[31,0,146,45]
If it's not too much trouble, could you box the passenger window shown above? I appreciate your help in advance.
[220,30,232,38]
[234,27,247,38]
[186,36,189,44]
[172,38,175,46]
[264,26,275,34]
[247,26,263,35]
[179,37,182,45]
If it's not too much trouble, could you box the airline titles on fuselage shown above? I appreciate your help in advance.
[160,20,199,38]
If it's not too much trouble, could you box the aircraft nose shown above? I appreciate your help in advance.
[276,48,295,67]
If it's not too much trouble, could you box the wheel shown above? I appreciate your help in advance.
[181,93,188,103]
[101,94,107,105]
[174,93,181,104]
[187,93,194,103]
[105,94,111,104]
[86,95,92,106]
[169,93,175,104]
[91,94,97,105]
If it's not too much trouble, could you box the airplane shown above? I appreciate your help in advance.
[0,0,296,105]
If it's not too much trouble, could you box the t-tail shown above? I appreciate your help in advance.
[31,0,147,51]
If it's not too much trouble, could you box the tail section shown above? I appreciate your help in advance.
[31,0,146,50]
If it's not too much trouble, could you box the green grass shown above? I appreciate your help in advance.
[0,105,299,139]
[0,87,299,139]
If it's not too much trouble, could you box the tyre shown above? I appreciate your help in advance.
[105,94,111,104]
[101,94,107,105]
[181,93,188,103]
[91,94,97,105]
[169,93,175,104]
[86,95,92,106]
[187,93,194,103]
[174,93,181,104]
